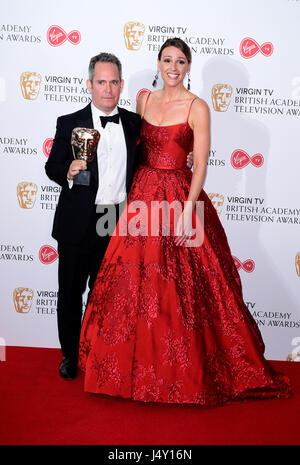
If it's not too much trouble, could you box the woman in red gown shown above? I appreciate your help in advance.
[79,38,291,405]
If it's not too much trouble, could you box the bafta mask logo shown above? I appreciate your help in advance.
[211,84,232,112]
[287,336,300,362]
[207,193,224,216]
[286,353,300,362]
[124,21,145,50]
[17,182,38,209]
[13,287,34,314]
[295,252,300,277]
[20,72,42,100]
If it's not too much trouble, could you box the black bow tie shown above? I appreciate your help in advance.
[100,114,119,128]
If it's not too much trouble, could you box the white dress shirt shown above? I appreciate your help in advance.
[91,103,127,205]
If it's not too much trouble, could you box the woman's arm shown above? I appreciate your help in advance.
[187,98,210,205]
[136,91,151,116]
[175,98,210,245]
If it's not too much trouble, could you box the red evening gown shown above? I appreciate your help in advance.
[79,101,291,405]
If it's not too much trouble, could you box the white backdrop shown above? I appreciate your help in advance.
[1,0,299,361]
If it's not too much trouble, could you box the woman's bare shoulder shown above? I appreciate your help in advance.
[190,95,209,111]
[188,95,210,131]
[136,91,150,115]
[190,96,210,120]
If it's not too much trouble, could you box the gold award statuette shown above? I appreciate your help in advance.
[71,128,100,186]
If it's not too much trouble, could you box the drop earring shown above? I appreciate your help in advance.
[187,72,191,90]
[152,71,159,87]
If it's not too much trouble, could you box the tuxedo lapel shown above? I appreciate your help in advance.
[75,104,94,130]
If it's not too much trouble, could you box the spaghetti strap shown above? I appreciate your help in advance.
[186,97,197,122]
[142,91,151,119]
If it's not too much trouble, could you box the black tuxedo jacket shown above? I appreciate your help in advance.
[45,103,141,245]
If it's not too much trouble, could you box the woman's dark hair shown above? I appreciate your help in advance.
[158,37,192,63]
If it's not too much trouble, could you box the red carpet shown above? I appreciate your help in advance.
[0,346,299,446]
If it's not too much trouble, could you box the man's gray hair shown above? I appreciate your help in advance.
[88,52,122,81]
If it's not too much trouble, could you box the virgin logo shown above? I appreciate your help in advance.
[233,256,255,273]
[240,38,273,59]
[231,149,264,169]
[136,88,150,102]
[43,138,53,157]
[47,26,81,47]
[39,245,58,264]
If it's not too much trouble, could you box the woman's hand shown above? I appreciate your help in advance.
[175,203,194,246]
[186,151,193,169]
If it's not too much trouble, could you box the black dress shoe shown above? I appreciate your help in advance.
[59,357,78,379]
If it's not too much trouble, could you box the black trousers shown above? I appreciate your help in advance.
[56,203,123,363]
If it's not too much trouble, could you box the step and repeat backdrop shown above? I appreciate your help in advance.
[1,0,300,361]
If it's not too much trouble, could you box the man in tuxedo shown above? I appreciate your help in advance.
[45,53,141,380]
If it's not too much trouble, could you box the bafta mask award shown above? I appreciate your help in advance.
[71,127,100,186]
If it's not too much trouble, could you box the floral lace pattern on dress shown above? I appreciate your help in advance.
[79,120,291,405]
